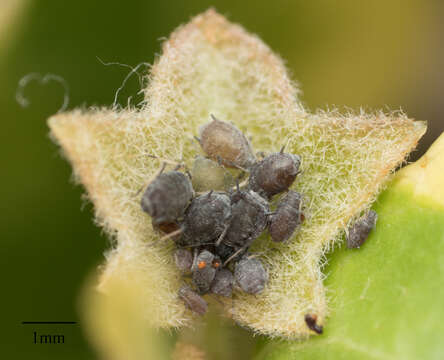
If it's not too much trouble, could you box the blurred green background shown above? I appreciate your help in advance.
[1,0,443,358]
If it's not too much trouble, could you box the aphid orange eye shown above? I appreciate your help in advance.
[198,261,207,269]
[212,260,220,268]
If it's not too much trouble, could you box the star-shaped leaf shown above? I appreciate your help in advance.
[49,9,425,339]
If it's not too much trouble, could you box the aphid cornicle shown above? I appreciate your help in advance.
[221,188,269,263]
[248,148,301,199]
[192,250,218,294]
[304,314,323,334]
[234,256,268,294]
[210,268,234,297]
[347,210,378,249]
[269,190,303,242]
[178,285,207,316]
[180,191,231,247]
[141,171,194,226]
[198,115,256,169]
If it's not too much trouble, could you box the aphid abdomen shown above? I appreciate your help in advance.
[178,285,208,316]
[181,192,231,247]
[249,152,301,199]
[199,116,256,169]
[141,171,194,225]
[192,250,217,294]
[234,256,268,294]
[347,210,378,248]
[210,269,234,297]
[269,190,303,242]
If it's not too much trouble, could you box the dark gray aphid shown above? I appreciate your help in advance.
[198,115,256,169]
[222,189,269,263]
[304,314,323,334]
[249,149,301,199]
[178,285,207,316]
[192,250,217,294]
[180,191,231,247]
[269,191,303,242]
[347,210,378,249]
[174,248,193,273]
[141,171,194,226]
[234,256,268,294]
[210,268,234,297]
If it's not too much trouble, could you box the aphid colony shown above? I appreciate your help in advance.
[140,115,303,314]
[139,115,377,333]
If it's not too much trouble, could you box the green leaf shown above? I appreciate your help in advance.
[255,133,444,359]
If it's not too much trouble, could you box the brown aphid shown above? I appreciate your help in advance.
[174,248,193,273]
[210,269,234,297]
[234,256,268,294]
[198,115,256,169]
[141,171,194,226]
[269,191,303,242]
[304,314,323,334]
[347,210,378,249]
[178,285,207,316]
[249,148,301,199]
[192,250,217,294]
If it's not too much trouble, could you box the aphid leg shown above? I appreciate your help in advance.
[227,178,248,193]
[193,136,202,145]
[159,228,183,241]
[134,162,167,196]
[191,248,199,271]
[215,224,229,247]
[279,144,286,153]
[223,245,247,267]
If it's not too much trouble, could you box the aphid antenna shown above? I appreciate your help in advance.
[279,144,286,153]
[207,190,214,199]
[210,113,219,122]
[134,162,167,196]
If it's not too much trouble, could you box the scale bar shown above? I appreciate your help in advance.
[22,321,77,325]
